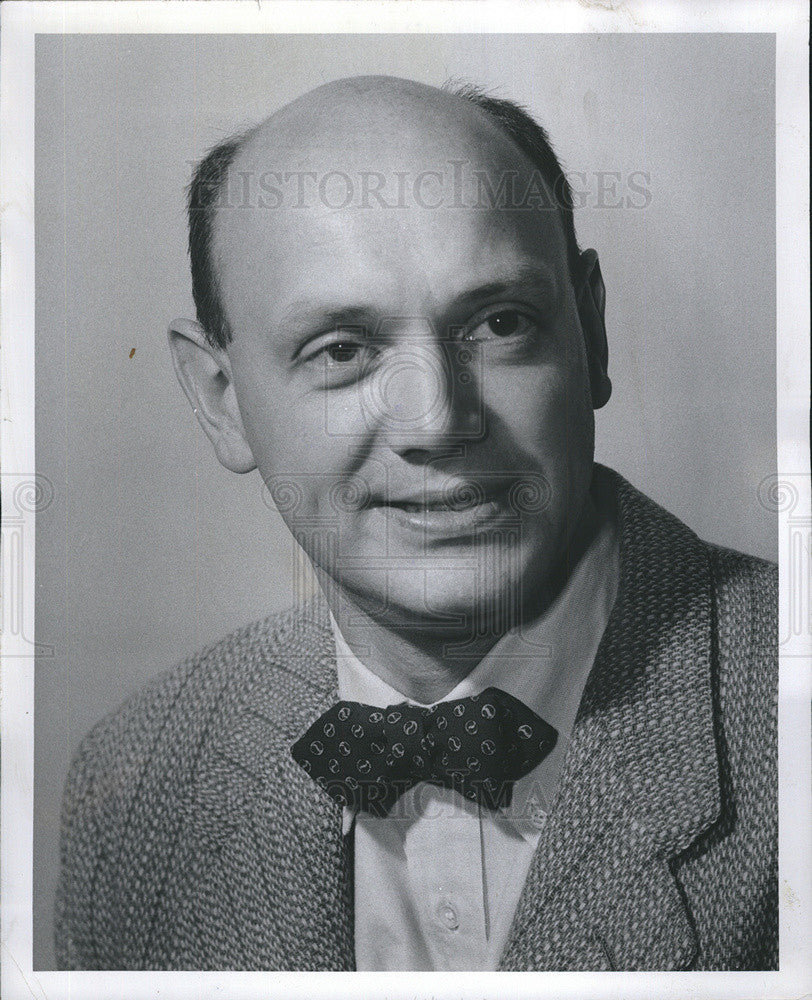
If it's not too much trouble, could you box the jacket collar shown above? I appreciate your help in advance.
[191,464,720,970]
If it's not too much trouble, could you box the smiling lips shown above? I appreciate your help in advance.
[369,481,517,537]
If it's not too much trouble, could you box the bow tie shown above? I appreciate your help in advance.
[290,686,557,817]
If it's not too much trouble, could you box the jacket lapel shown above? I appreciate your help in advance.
[169,605,355,971]
[499,468,721,970]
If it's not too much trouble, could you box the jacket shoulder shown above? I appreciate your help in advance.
[76,602,333,763]
[705,542,777,702]
[705,540,777,762]
[676,542,778,970]
[707,543,777,628]
[56,603,332,968]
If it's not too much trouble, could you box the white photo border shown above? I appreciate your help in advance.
[2,2,809,998]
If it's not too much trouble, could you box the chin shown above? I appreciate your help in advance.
[345,560,537,637]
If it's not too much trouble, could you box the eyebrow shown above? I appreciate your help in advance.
[279,304,377,344]
[451,263,560,312]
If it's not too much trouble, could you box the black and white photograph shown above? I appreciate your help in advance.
[1,2,809,998]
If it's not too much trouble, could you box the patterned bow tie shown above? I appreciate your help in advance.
[290,686,557,817]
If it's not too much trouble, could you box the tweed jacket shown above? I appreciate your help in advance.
[56,467,778,971]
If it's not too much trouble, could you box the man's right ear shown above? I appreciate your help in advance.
[167,318,257,474]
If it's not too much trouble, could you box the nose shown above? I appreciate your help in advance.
[361,332,482,459]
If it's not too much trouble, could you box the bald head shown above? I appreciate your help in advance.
[188,75,581,350]
[252,75,476,138]
[237,76,520,169]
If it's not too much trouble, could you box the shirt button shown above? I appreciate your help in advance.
[437,900,459,930]
[531,807,548,830]
[524,796,548,829]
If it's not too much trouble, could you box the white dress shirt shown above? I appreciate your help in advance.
[331,503,619,971]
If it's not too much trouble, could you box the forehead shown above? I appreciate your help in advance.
[212,83,569,322]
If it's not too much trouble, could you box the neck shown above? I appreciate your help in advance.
[317,495,601,704]
[324,596,501,704]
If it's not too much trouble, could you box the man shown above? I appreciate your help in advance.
[56,76,777,971]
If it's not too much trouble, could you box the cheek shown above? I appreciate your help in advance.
[232,366,335,471]
[485,360,592,462]
[235,378,377,525]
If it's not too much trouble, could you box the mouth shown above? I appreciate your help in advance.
[388,496,489,514]
[371,482,515,538]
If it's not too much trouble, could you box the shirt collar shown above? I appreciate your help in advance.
[332,494,619,840]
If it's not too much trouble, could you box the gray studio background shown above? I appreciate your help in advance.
[34,33,775,967]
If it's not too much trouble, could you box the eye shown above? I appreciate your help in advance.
[463,308,537,342]
[324,342,365,364]
[301,330,380,387]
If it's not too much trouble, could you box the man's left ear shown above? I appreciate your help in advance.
[575,248,612,409]
[168,318,257,474]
